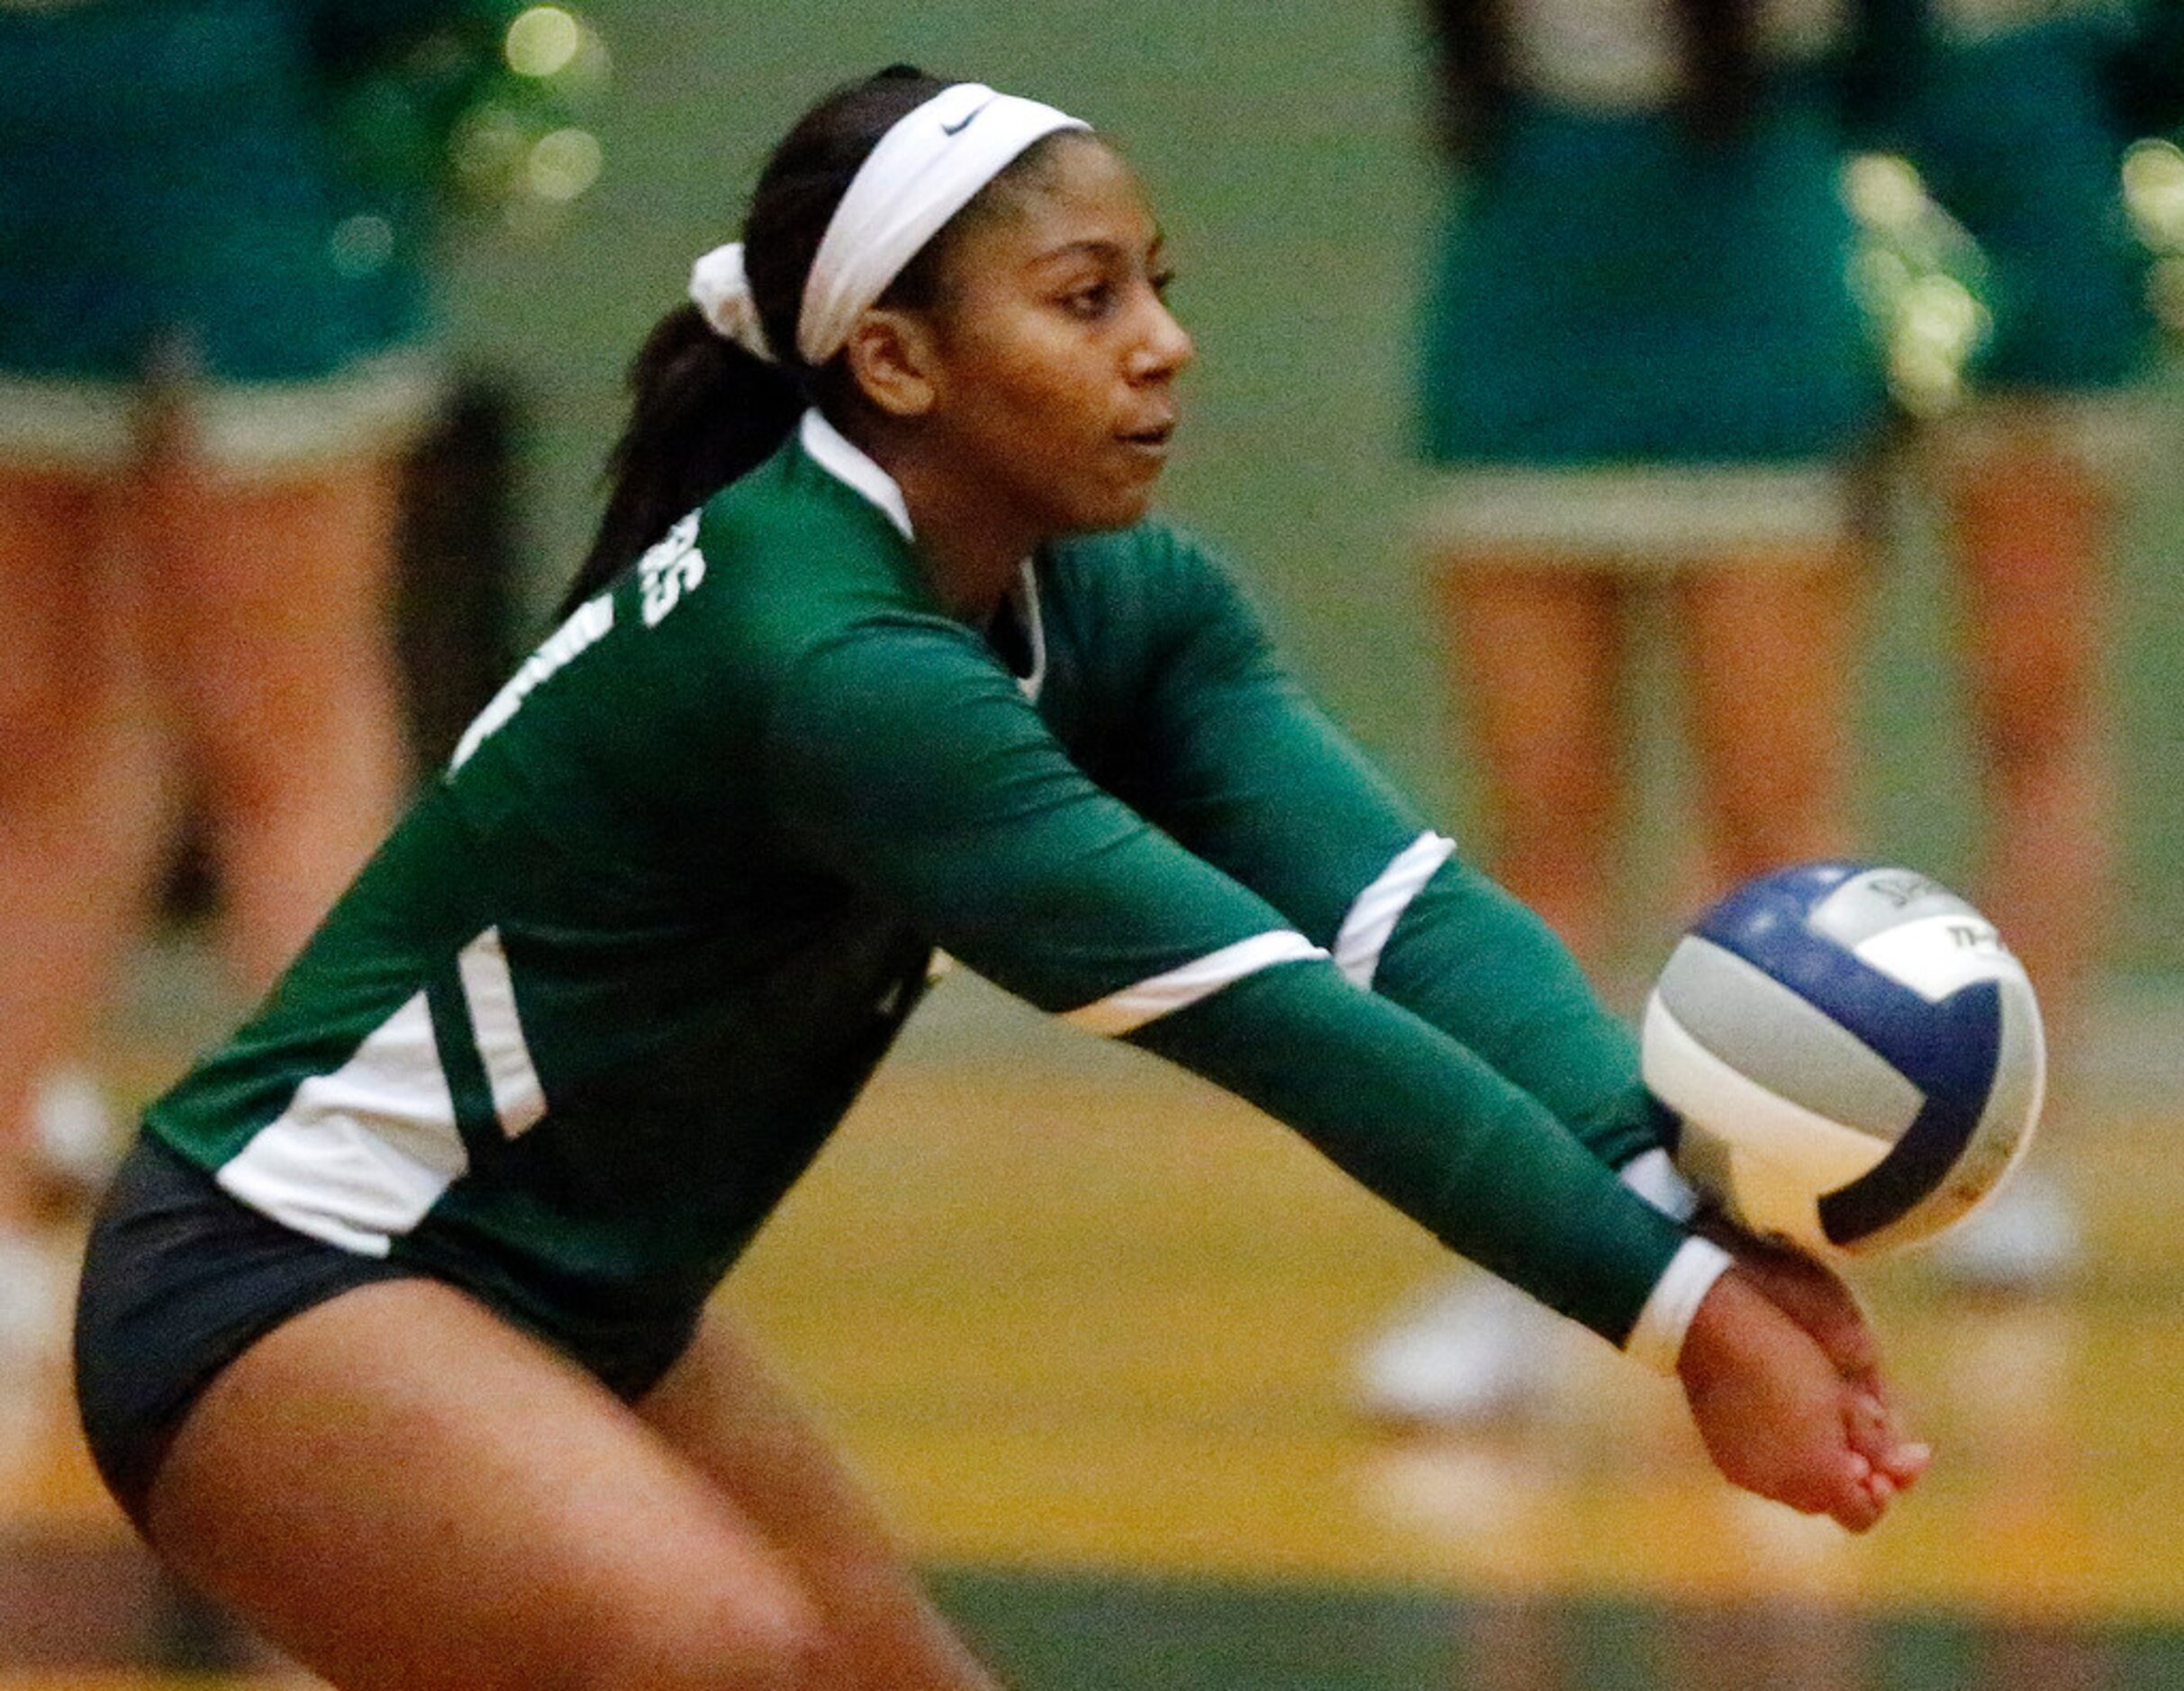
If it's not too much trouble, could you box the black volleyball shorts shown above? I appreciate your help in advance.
[74,1134,696,1529]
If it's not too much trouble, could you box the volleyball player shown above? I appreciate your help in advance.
[75,68,1928,1691]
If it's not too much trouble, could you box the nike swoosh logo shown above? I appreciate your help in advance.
[940,96,997,136]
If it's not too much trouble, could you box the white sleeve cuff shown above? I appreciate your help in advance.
[1623,1236,1735,1376]
[1618,1145,1701,1222]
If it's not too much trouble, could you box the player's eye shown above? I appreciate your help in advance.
[1063,278,1117,318]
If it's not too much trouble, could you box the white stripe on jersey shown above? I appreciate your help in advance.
[449,594,614,772]
[1063,930,1326,1036]
[216,990,468,1257]
[458,927,546,1139]
[1334,832,1457,990]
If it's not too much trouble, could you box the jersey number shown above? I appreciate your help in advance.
[639,511,708,628]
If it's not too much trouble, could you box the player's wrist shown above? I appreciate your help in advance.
[1625,1234,1735,1377]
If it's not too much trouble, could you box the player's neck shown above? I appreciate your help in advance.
[888,458,1037,622]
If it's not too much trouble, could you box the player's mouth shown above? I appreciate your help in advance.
[1117,417,1176,459]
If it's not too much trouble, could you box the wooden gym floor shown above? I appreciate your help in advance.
[4,969,2182,1687]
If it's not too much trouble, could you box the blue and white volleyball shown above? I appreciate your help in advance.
[1641,861,2045,1258]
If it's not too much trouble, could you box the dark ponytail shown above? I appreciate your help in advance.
[558,65,954,618]
[560,308,801,616]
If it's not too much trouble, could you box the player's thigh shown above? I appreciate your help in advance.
[139,449,403,620]
[1435,564,1627,797]
[639,1308,996,1690]
[639,1307,893,1557]
[1935,428,2111,728]
[0,464,123,737]
[1672,556,1860,849]
[145,1278,824,1691]
[133,453,405,742]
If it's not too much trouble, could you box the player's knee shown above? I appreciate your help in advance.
[576,1567,826,1691]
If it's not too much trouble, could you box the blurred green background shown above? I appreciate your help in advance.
[440,0,2184,978]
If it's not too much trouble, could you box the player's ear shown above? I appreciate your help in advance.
[844,308,938,419]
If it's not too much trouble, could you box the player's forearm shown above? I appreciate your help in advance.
[1123,958,1688,1346]
[1118,656,1671,1174]
[1369,855,1668,1171]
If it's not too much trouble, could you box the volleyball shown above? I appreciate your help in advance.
[1640,861,2045,1258]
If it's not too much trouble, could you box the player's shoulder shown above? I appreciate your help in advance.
[1044,513,1267,648]
[1047,511,1222,572]
[1045,512,1246,610]
[636,444,949,667]
[694,444,900,592]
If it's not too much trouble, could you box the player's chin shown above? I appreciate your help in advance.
[1057,477,1159,535]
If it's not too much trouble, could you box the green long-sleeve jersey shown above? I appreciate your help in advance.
[146,411,1692,1361]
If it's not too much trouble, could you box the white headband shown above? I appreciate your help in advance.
[687,82,1090,368]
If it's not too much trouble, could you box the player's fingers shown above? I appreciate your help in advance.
[1844,1388,1930,1489]
[1835,1444,1891,1532]
[1830,1474,1886,1534]
[1841,1390,1886,1473]
[1803,1401,1910,1531]
[1848,1399,1911,1489]
[1796,1447,1880,1531]
[1881,1439,1934,1488]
